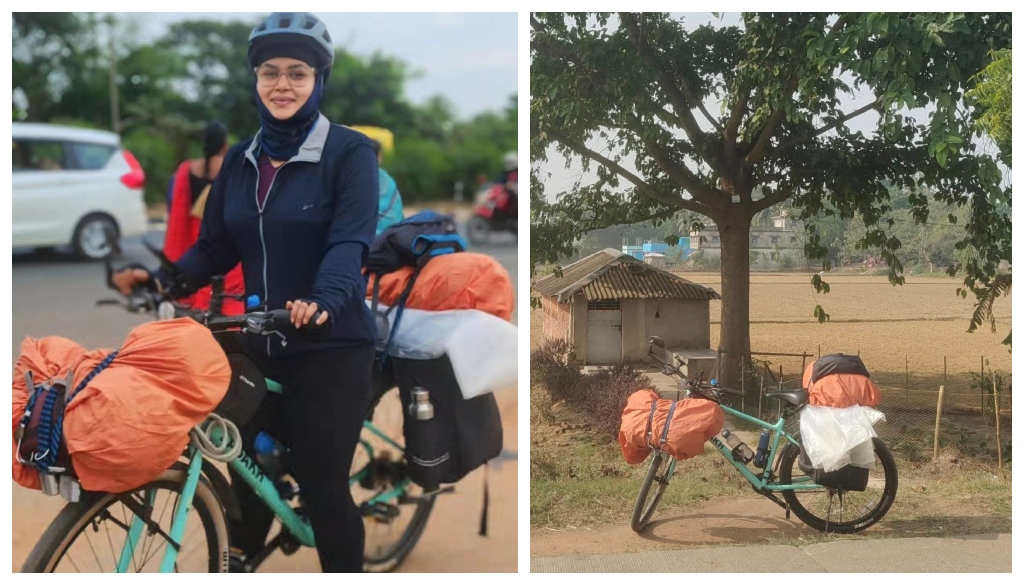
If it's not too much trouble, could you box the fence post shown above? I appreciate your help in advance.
[741,367,745,414]
[980,356,985,413]
[933,385,946,462]
[993,380,1003,469]
[777,365,783,420]
[758,374,765,420]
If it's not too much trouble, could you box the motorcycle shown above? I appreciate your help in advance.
[466,181,517,245]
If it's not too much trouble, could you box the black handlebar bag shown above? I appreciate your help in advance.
[211,333,269,429]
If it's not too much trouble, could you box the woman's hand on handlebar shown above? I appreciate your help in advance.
[286,299,329,329]
[112,268,153,297]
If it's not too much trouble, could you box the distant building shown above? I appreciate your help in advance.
[691,214,804,267]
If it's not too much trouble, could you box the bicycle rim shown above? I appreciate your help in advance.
[780,438,899,533]
[21,469,228,573]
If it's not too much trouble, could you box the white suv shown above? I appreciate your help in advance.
[13,122,149,260]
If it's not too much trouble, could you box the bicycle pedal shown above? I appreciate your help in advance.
[363,501,400,523]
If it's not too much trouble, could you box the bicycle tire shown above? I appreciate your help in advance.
[363,493,437,572]
[356,387,437,572]
[21,468,229,573]
[630,451,669,533]
[779,437,898,533]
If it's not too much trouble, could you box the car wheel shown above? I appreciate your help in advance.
[72,215,119,260]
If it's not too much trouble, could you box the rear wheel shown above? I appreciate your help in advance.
[21,468,229,573]
[630,451,671,533]
[779,437,898,533]
[353,387,437,572]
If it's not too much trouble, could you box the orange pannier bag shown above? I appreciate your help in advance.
[366,252,514,322]
[802,359,881,409]
[618,389,725,464]
[12,319,231,493]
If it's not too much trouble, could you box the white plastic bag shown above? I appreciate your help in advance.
[799,405,886,472]
[367,301,518,399]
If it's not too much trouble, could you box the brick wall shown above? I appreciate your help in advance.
[542,295,571,343]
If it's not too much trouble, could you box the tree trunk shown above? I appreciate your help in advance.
[715,206,753,389]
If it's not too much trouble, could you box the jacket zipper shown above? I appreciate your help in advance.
[255,159,289,356]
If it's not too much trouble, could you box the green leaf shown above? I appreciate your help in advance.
[936,148,948,167]
[813,305,831,323]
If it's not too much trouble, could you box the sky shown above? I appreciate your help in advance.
[124,12,518,120]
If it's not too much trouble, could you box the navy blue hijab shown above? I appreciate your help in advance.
[254,59,326,161]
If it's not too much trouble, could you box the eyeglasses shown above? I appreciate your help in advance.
[254,65,316,87]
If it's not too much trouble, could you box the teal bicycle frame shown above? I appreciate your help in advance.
[657,401,823,494]
[116,377,409,572]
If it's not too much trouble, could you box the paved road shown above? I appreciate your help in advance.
[11,232,518,573]
[532,533,1012,573]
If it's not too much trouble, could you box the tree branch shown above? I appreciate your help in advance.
[619,13,708,150]
[723,87,749,165]
[696,102,723,133]
[775,98,883,155]
[752,188,791,213]
[545,126,711,215]
[544,127,688,209]
[627,115,716,206]
[530,13,546,33]
[743,77,798,168]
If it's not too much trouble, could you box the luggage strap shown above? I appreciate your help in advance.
[644,398,678,451]
[17,350,119,474]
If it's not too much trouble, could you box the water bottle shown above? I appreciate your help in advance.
[753,429,771,468]
[253,431,289,480]
[246,295,262,311]
[408,387,434,420]
[721,429,754,464]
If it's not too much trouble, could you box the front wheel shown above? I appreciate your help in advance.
[21,467,229,573]
[630,451,672,533]
[779,437,898,534]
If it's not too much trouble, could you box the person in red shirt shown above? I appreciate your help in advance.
[162,120,246,314]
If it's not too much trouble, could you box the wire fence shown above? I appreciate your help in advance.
[712,349,1012,467]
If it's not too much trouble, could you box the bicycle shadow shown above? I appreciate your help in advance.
[638,512,808,546]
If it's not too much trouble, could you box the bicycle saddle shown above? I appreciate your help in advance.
[764,389,809,406]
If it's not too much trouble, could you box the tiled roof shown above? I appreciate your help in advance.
[533,248,720,303]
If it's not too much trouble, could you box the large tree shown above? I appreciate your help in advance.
[531,12,1012,382]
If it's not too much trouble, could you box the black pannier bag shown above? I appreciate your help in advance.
[390,354,503,494]
[810,353,871,384]
[211,333,268,428]
[798,444,870,492]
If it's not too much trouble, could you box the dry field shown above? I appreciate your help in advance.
[531,271,1012,392]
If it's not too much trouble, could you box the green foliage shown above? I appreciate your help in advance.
[13,13,517,206]
[531,12,1011,362]
[966,49,1011,166]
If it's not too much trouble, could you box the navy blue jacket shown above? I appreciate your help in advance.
[161,114,379,357]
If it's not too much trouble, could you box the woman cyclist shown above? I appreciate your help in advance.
[113,12,378,573]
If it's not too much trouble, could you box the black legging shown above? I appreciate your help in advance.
[226,343,374,573]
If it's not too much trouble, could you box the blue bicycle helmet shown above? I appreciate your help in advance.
[248,12,334,76]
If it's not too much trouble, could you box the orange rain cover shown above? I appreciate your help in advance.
[12,319,231,493]
[802,360,882,408]
[619,389,725,464]
[367,252,514,321]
